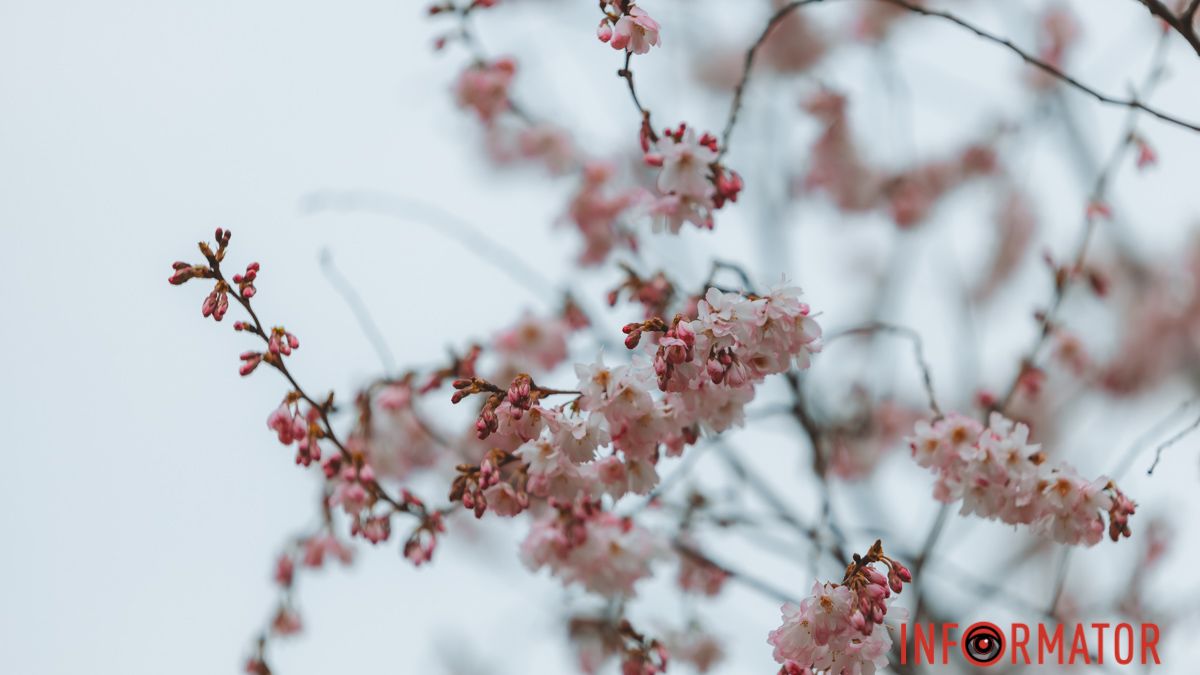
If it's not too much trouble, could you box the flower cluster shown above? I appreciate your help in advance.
[628,285,822,393]
[353,381,442,480]
[568,616,672,675]
[445,283,820,521]
[267,396,323,467]
[644,124,743,233]
[826,400,924,480]
[455,58,515,123]
[597,1,661,55]
[521,499,661,597]
[908,412,1136,546]
[1029,6,1080,90]
[768,541,911,674]
[562,161,644,265]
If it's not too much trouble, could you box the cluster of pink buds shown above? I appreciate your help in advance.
[267,326,299,357]
[450,448,530,518]
[623,315,697,390]
[455,58,516,123]
[270,607,302,636]
[908,412,1137,546]
[568,616,670,675]
[202,284,230,321]
[597,1,661,54]
[168,261,213,286]
[643,124,742,233]
[169,231,236,320]
[608,265,675,317]
[840,541,911,635]
[452,374,577,439]
[272,534,354,592]
[630,285,822,392]
[266,395,310,443]
[265,396,324,466]
[402,492,445,567]
[427,0,496,14]
[768,541,909,674]
[239,350,264,376]
[351,514,392,544]
[1132,133,1158,170]
[232,262,260,298]
[273,553,295,588]
[302,534,354,569]
[420,344,480,393]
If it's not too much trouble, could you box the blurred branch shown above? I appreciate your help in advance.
[722,0,1200,160]
[1111,398,1197,479]
[825,322,944,418]
[1147,408,1200,474]
[998,51,1169,414]
[302,189,558,302]
[319,248,397,374]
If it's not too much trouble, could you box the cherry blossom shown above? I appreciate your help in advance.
[521,499,661,597]
[908,412,1136,546]
[455,58,515,123]
[598,3,661,55]
[768,541,911,674]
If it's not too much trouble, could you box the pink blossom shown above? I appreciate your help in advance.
[494,312,571,372]
[517,124,576,174]
[654,128,717,199]
[271,607,302,636]
[562,161,643,265]
[521,500,661,597]
[908,412,1136,546]
[455,58,515,123]
[768,582,895,673]
[677,545,728,596]
[301,534,353,568]
[607,7,661,55]
[266,403,306,445]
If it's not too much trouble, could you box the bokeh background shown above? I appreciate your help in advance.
[4,0,1200,672]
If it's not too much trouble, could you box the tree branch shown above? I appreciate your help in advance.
[1134,0,1200,58]
[721,0,1200,160]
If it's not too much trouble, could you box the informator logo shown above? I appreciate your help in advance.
[898,621,1162,667]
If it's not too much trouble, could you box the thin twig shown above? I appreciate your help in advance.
[1047,546,1072,616]
[997,45,1169,413]
[672,539,800,604]
[319,248,397,374]
[824,322,943,418]
[711,441,823,545]
[1147,410,1200,474]
[301,189,558,303]
[1110,397,1197,479]
[204,251,420,516]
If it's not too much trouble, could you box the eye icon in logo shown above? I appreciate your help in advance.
[962,622,1005,667]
